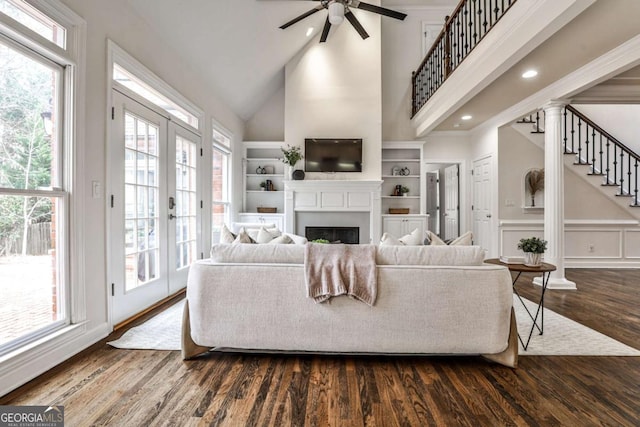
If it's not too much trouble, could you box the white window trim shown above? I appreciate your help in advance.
[0,0,92,397]
[107,40,203,135]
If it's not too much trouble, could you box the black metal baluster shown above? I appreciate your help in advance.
[598,133,603,176]
[494,0,500,23]
[577,117,583,164]
[613,144,618,189]
[563,108,568,153]
[619,151,625,195]
[627,153,632,197]
[483,0,488,36]
[584,124,590,169]
[634,159,639,206]
[605,137,611,184]
[570,110,575,153]
[593,128,598,171]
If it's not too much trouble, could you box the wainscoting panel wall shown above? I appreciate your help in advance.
[499,219,640,268]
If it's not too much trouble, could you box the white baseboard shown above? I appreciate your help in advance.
[0,322,110,397]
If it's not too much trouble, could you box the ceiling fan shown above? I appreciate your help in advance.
[279,0,407,43]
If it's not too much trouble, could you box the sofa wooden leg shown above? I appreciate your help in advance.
[483,308,519,368]
[181,299,210,360]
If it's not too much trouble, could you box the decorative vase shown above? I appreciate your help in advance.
[286,165,294,180]
[524,252,542,267]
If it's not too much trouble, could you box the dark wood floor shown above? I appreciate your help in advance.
[2,269,639,426]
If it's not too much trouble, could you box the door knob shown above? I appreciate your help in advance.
[486,214,492,218]
[169,213,176,220]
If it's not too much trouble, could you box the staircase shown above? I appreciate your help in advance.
[513,106,640,218]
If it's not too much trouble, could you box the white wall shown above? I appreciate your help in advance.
[284,4,382,180]
[382,6,449,141]
[573,104,640,154]
[245,84,285,141]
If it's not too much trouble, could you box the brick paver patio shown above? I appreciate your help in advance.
[0,255,57,347]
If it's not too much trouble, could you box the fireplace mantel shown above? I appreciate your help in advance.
[284,180,382,243]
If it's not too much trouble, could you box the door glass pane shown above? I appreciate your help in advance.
[0,42,60,190]
[0,195,62,348]
[175,135,197,269]
[123,113,159,291]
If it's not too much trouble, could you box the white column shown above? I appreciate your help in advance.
[534,101,576,290]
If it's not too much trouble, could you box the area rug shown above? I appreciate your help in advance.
[107,298,640,356]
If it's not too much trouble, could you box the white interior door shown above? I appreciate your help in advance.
[426,171,439,234]
[110,91,199,324]
[444,165,459,240]
[472,156,493,255]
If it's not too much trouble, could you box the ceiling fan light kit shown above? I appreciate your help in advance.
[278,0,407,43]
[328,1,344,25]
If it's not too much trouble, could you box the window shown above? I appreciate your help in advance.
[0,0,66,48]
[113,63,199,130]
[0,3,72,355]
[211,125,231,242]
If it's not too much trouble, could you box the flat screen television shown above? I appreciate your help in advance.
[304,138,363,173]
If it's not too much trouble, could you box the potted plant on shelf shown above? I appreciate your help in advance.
[517,236,547,267]
[259,181,266,191]
[401,186,410,197]
[281,144,303,179]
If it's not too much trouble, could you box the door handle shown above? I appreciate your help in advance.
[486,214,492,218]
[169,196,175,210]
[169,213,176,220]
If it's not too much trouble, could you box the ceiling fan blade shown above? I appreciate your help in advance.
[352,1,407,20]
[344,10,369,40]
[279,5,324,30]
[320,17,332,43]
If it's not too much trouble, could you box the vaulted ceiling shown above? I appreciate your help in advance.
[124,0,457,121]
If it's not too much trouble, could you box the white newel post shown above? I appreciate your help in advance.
[535,101,576,290]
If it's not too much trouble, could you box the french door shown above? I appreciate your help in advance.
[472,156,493,256]
[110,91,200,324]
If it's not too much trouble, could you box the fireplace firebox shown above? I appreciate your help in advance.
[306,226,359,244]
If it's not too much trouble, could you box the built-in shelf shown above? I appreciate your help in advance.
[381,195,420,199]
[381,175,420,178]
[243,142,286,216]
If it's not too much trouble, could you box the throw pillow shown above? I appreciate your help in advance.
[399,228,424,246]
[247,226,281,242]
[449,231,473,246]
[426,230,447,246]
[268,234,293,244]
[219,224,236,244]
[256,227,278,244]
[233,228,254,244]
[379,232,402,246]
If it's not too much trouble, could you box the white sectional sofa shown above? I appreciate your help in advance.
[182,244,518,367]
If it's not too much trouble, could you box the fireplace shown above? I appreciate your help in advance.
[306,226,360,244]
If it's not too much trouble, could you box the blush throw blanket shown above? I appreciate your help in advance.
[304,243,377,306]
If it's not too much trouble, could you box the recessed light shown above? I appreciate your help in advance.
[306,27,314,37]
[522,69,538,79]
[461,115,472,121]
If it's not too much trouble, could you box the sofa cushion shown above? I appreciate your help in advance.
[210,243,304,264]
[376,245,485,266]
